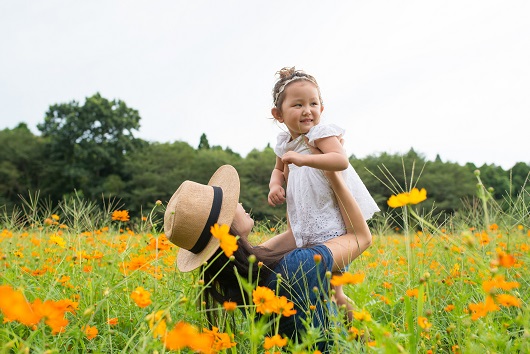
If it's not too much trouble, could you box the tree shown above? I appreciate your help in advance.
[0,124,45,206]
[37,93,142,201]
[198,133,210,150]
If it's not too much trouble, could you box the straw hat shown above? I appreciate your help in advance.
[164,165,240,272]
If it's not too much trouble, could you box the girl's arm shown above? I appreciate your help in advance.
[268,156,286,206]
[281,136,349,171]
[323,171,373,272]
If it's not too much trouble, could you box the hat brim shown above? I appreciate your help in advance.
[176,165,240,272]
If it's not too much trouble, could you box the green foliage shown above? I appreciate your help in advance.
[2,96,530,222]
[36,93,143,201]
[0,123,46,207]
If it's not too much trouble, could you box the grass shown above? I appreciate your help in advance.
[0,170,529,353]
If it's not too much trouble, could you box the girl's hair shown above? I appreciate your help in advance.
[272,67,323,110]
[200,228,293,324]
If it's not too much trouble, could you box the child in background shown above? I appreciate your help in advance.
[267,67,380,320]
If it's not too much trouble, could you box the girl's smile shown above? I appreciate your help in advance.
[271,81,324,138]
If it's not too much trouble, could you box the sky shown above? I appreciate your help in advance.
[1,1,529,170]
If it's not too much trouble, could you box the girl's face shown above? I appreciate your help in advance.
[272,80,323,138]
[231,203,254,237]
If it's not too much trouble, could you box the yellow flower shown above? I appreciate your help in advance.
[146,310,170,338]
[49,234,66,248]
[353,309,372,322]
[387,188,427,208]
[418,316,432,329]
[210,223,238,257]
[131,287,152,308]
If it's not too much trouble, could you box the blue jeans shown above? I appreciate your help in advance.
[265,244,336,352]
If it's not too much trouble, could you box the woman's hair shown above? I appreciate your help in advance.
[200,228,292,324]
[272,67,323,110]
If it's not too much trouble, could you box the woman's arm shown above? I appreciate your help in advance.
[324,171,373,272]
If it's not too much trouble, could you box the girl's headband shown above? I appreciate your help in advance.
[273,75,317,107]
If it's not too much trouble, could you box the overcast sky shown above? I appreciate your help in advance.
[1,1,529,170]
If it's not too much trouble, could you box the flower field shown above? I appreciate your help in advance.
[1,181,529,353]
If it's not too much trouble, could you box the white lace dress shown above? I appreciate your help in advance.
[274,123,380,248]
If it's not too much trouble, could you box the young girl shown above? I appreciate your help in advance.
[267,67,380,320]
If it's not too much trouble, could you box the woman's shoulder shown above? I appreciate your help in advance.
[306,123,346,146]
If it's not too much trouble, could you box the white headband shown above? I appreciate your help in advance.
[273,76,317,106]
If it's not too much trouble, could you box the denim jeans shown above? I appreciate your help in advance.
[265,244,336,352]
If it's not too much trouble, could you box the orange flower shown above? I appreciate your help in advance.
[32,299,71,334]
[313,254,322,264]
[496,294,521,307]
[107,317,118,326]
[418,316,432,329]
[210,223,238,257]
[482,275,520,293]
[444,304,455,312]
[406,288,419,298]
[131,287,152,308]
[330,272,365,286]
[203,326,237,351]
[264,334,288,349]
[468,296,499,320]
[223,301,237,312]
[273,296,297,317]
[112,210,130,222]
[252,286,276,315]
[163,321,213,352]
[83,324,98,340]
[497,252,515,268]
[0,285,41,326]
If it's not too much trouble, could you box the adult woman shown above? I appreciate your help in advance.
[163,164,372,350]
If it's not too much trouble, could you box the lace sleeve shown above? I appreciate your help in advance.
[274,132,291,157]
[306,124,345,147]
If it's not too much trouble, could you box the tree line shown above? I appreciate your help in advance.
[1,93,529,223]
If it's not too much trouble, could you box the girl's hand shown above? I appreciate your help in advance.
[281,151,307,167]
[268,185,286,206]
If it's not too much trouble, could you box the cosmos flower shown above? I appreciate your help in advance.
[210,223,238,257]
[131,287,152,308]
[263,334,288,350]
[387,188,427,208]
[252,286,277,315]
[112,210,130,222]
[330,272,365,286]
[83,325,98,340]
